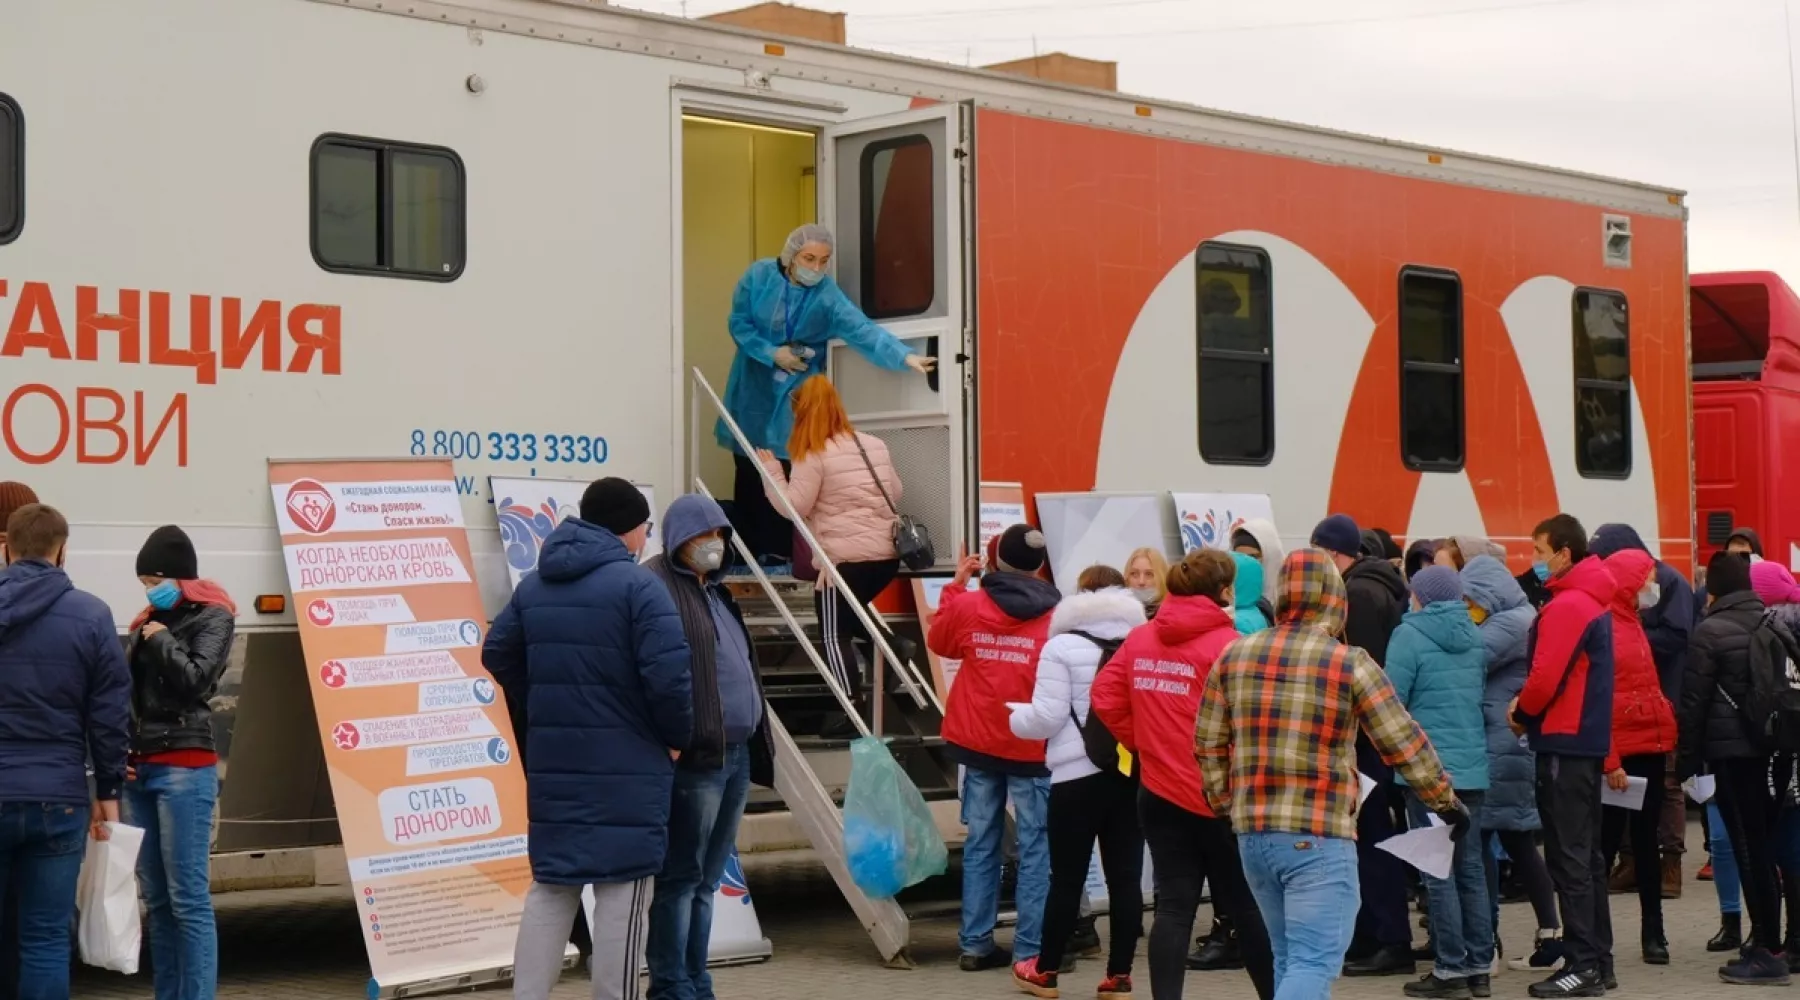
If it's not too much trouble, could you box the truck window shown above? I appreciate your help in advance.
[311,135,464,281]
[859,135,934,319]
[1573,288,1631,477]
[1399,268,1464,471]
[1195,242,1273,465]
[0,93,20,244]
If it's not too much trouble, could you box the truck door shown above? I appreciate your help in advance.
[820,101,975,566]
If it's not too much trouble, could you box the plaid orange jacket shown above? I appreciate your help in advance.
[1196,548,1457,840]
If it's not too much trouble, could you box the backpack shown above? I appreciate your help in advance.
[1737,611,1800,753]
[1068,630,1133,778]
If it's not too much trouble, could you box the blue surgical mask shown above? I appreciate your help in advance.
[146,579,181,610]
[792,265,824,288]
[1531,561,1551,583]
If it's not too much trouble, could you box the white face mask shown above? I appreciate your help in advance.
[1131,587,1158,605]
[686,538,726,574]
[1637,581,1661,610]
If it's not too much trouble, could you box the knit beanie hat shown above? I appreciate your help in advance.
[1751,561,1800,607]
[0,482,39,536]
[995,524,1048,574]
[136,525,198,580]
[579,477,651,535]
[1411,565,1463,607]
[1310,513,1361,557]
[1707,550,1754,600]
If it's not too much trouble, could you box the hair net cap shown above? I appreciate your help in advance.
[780,224,836,266]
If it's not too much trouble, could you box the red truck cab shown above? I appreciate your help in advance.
[1692,271,1800,569]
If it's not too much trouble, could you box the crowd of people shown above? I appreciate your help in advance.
[922,508,1800,1000]
[0,482,234,1000]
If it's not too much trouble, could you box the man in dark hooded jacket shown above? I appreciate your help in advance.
[641,494,776,1000]
[1726,528,1764,559]
[1589,523,1693,900]
[484,477,694,1000]
[1311,513,1416,976]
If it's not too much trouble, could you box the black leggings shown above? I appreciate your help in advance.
[1601,753,1667,941]
[1037,771,1144,976]
[812,559,899,701]
[1483,829,1560,931]
[1716,756,1782,952]
[1139,788,1274,1000]
[732,451,791,562]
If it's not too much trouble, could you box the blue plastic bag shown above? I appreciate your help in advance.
[843,736,948,899]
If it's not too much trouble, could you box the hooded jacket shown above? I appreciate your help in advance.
[1195,548,1456,840]
[1446,535,1506,568]
[1091,592,1238,816]
[1009,587,1146,784]
[1514,556,1615,758]
[483,518,694,885]
[0,560,132,805]
[1728,528,1765,558]
[643,496,774,787]
[1386,599,1489,790]
[761,430,902,567]
[1230,552,1271,634]
[931,570,1062,774]
[1234,518,1284,608]
[1590,523,1694,699]
[1342,554,1408,668]
[1677,589,1767,774]
[1600,551,1678,772]
[1461,556,1539,831]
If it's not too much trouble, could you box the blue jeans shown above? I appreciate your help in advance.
[124,764,219,1000]
[647,744,753,1000]
[1239,832,1360,1000]
[1708,801,1741,915]
[1406,791,1493,978]
[0,803,86,1000]
[959,768,1050,960]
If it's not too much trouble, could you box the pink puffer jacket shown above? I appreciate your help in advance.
[762,431,901,567]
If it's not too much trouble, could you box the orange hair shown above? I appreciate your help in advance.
[787,376,854,461]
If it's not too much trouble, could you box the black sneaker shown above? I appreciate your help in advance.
[1528,968,1607,998]
[1720,947,1792,986]
[1510,933,1566,973]
[1068,916,1102,960]
[1468,974,1492,998]
[1404,973,1471,999]
[960,947,1012,972]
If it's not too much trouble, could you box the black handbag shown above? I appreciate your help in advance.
[850,434,935,572]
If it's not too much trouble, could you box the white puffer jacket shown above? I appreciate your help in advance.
[1008,587,1147,784]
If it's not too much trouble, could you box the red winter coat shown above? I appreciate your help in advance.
[1602,551,1677,772]
[1514,556,1615,758]
[1090,593,1239,817]
[930,572,1061,773]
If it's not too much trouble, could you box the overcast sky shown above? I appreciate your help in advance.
[626,0,1800,284]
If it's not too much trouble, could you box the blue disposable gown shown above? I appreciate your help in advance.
[714,259,915,459]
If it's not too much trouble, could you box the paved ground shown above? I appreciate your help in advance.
[74,826,1749,998]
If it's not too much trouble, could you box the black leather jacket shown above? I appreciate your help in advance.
[127,601,235,755]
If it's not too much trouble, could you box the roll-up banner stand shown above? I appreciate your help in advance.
[1169,493,1276,553]
[1034,492,1176,594]
[270,458,531,998]
[489,476,772,967]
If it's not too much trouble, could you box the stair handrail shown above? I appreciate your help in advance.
[691,366,937,714]
[691,477,871,741]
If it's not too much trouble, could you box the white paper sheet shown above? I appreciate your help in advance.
[1376,824,1455,880]
[1600,775,1649,811]
[1358,773,1378,805]
[1684,774,1717,804]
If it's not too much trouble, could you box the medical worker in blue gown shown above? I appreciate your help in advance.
[715,223,935,569]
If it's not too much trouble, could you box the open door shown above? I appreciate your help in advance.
[821,102,975,566]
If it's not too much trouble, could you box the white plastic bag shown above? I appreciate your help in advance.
[75,822,144,974]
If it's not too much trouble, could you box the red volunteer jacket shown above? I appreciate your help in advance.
[1602,550,1678,771]
[929,572,1061,773]
[1514,555,1615,758]
[1090,594,1239,817]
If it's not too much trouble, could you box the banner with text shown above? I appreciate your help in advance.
[490,475,770,966]
[271,459,531,993]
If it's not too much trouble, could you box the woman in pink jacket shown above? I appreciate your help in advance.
[759,377,903,729]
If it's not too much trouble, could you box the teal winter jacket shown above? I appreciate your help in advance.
[1386,600,1490,790]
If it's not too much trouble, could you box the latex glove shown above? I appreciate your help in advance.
[1436,798,1473,843]
[773,346,809,373]
[905,354,937,375]
[1607,768,1630,792]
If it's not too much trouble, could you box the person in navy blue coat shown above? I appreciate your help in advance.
[483,477,694,1000]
